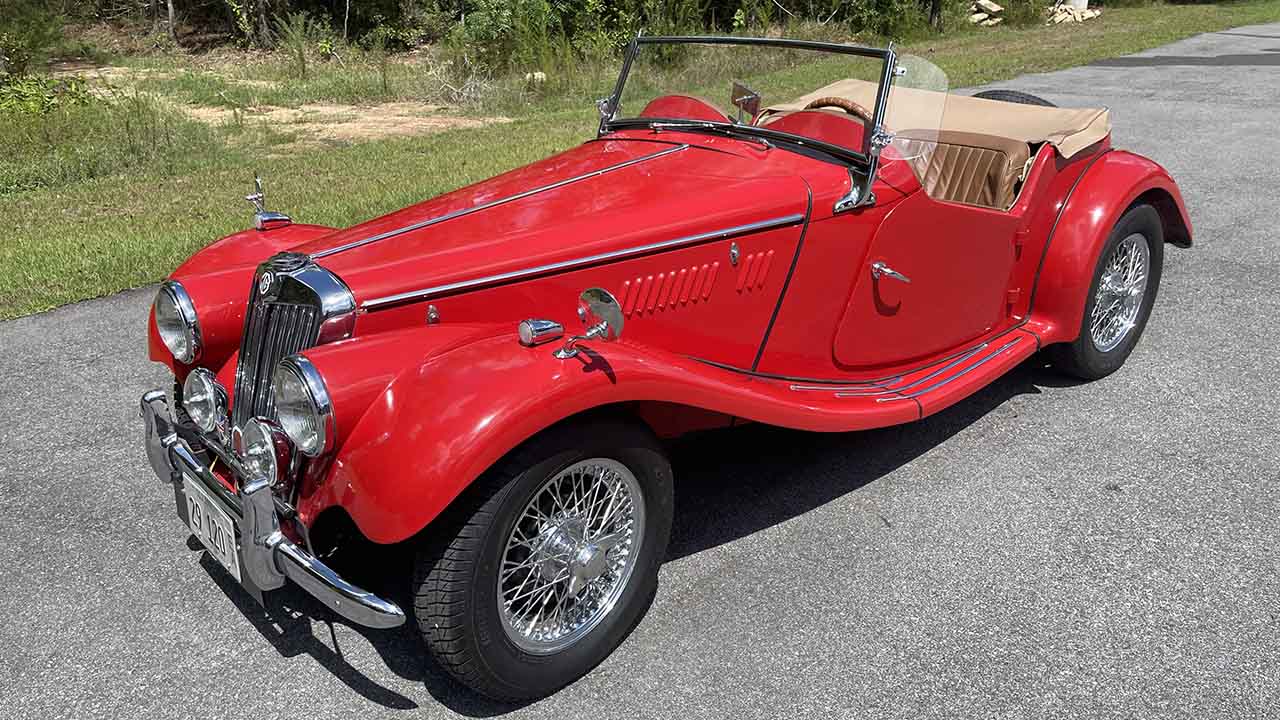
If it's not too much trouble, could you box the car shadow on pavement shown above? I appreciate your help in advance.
[201,354,1073,717]
[199,549,533,717]
[665,355,1070,561]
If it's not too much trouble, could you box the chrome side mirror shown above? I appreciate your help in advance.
[731,81,761,124]
[555,288,624,359]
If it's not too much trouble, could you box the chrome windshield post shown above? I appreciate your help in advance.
[834,44,899,214]
[833,129,892,213]
[598,31,642,137]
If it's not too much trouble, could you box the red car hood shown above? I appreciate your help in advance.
[295,138,811,308]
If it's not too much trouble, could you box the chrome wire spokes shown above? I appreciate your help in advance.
[498,458,645,654]
[1090,233,1150,353]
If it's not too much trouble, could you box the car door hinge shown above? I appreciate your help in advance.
[1007,288,1022,315]
[1013,228,1030,259]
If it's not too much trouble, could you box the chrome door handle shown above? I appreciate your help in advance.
[871,261,911,284]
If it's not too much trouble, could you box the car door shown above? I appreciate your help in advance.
[832,191,1019,368]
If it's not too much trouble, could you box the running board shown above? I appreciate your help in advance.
[785,329,1038,422]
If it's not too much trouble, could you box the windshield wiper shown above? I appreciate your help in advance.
[607,117,865,166]
[648,121,773,150]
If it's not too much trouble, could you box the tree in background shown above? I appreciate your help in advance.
[15,0,988,66]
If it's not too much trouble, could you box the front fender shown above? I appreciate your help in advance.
[300,328,917,544]
[1027,150,1191,345]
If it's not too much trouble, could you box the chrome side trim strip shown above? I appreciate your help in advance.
[309,144,689,260]
[361,213,807,311]
[876,336,1025,402]
[833,343,988,398]
[790,378,894,392]
[695,324,1036,387]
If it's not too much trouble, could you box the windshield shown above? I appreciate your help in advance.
[601,37,947,167]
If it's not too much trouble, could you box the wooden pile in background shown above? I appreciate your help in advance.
[968,0,1005,27]
[1047,1,1102,24]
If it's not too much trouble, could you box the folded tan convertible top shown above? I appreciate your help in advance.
[765,79,1111,158]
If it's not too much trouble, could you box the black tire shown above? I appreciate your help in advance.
[413,416,674,701]
[972,89,1057,107]
[1048,203,1164,380]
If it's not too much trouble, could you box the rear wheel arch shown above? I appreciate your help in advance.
[1135,187,1192,248]
[1047,202,1164,379]
[1027,150,1189,345]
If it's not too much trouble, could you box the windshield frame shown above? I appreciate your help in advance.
[598,35,899,169]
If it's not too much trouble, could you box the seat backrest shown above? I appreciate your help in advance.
[905,131,1031,210]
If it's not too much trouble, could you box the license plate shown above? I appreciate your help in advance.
[183,475,242,582]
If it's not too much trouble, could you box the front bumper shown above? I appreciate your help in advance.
[139,389,405,629]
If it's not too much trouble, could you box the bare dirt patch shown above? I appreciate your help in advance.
[183,101,510,144]
[48,62,174,84]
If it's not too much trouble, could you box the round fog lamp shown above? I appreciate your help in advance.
[241,419,282,484]
[182,368,225,434]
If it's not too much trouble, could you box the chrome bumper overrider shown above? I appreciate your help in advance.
[139,389,405,629]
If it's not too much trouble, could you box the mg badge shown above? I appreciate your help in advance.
[259,271,274,296]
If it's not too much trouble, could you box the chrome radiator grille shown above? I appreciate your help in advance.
[231,299,321,428]
[230,253,354,430]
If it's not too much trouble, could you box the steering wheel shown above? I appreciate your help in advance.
[803,96,873,124]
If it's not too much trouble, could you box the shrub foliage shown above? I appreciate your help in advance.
[6,0,1010,74]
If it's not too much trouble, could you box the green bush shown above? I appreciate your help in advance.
[1001,0,1048,26]
[273,11,332,79]
[846,0,933,37]
[0,4,63,77]
[0,75,91,114]
[0,88,224,195]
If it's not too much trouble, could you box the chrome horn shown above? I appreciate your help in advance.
[554,288,624,359]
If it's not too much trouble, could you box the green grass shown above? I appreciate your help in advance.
[3,0,1278,320]
[0,90,233,195]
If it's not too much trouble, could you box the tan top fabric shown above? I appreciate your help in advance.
[764,79,1110,159]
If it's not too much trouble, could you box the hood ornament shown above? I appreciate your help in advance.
[245,174,292,231]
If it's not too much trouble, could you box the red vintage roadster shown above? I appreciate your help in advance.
[140,37,1190,700]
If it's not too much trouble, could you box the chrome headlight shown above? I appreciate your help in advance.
[272,356,333,457]
[154,280,201,363]
[241,418,286,484]
[182,368,226,434]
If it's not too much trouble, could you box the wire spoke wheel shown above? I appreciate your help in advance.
[498,458,646,654]
[1090,233,1150,353]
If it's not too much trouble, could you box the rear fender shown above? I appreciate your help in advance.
[1027,150,1191,345]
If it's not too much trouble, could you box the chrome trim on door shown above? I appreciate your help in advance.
[361,213,807,311]
[309,144,690,260]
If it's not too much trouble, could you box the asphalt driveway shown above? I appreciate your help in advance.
[2,23,1278,720]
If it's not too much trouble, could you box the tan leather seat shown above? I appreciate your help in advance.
[905,131,1031,210]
